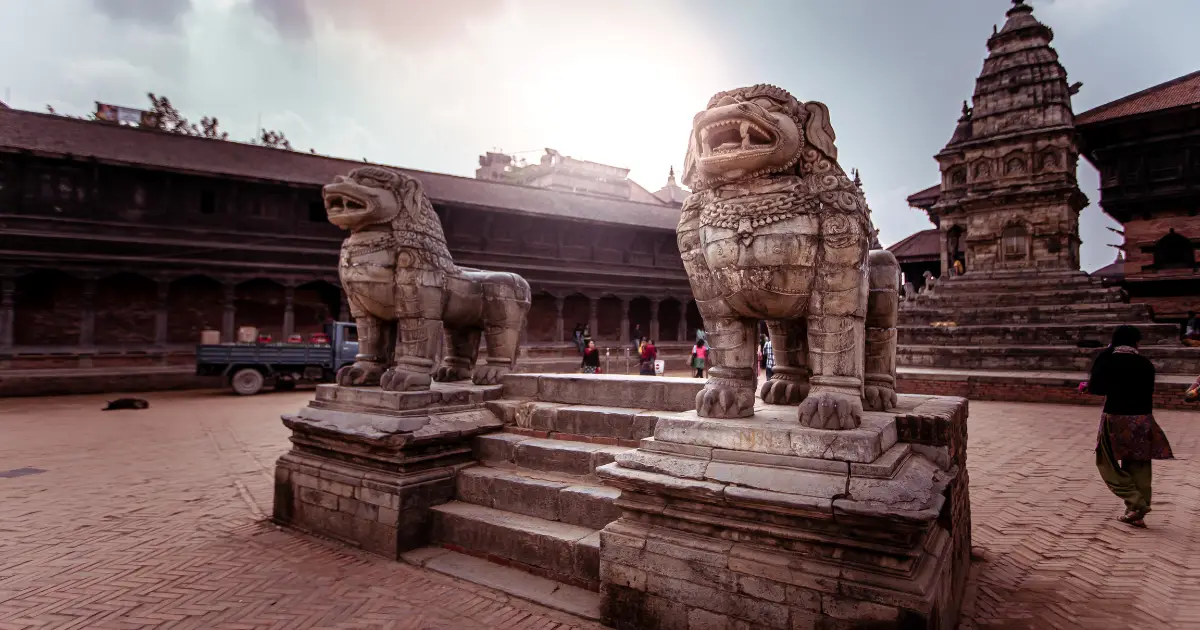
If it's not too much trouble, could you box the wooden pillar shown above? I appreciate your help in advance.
[283,285,296,337]
[154,279,170,347]
[676,296,686,340]
[222,283,237,342]
[0,277,14,351]
[649,298,661,342]
[0,276,14,368]
[587,296,599,341]
[554,295,564,343]
[78,277,97,368]
[618,296,630,343]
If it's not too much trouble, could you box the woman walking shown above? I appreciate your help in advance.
[580,339,601,374]
[1085,325,1174,528]
[690,339,708,378]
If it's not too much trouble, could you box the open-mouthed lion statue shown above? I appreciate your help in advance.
[324,166,531,391]
[678,84,899,429]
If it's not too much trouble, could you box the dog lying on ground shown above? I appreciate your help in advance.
[103,398,149,411]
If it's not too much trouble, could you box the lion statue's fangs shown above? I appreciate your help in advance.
[678,84,900,429]
[324,166,531,391]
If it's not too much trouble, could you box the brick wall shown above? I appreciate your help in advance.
[166,276,225,343]
[898,376,1200,411]
[1122,212,1200,273]
[94,273,156,345]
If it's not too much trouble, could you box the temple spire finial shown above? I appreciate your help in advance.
[667,165,677,185]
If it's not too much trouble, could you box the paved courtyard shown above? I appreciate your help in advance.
[1,390,1198,629]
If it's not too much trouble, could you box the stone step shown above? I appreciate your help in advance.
[401,546,600,620]
[898,344,1200,375]
[473,431,632,477]
[898,322,1181,346]
[487,400,658,442]
[515,356,693,376]
[931,270,1098,293]
[899,302,1152,326]
[429,501,601,591]
[501,373,704,412]
[455,465,621,530]
[907,287,1123,308]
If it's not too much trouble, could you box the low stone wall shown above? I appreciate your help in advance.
[0,367,218,398]
[898,374,1200,411]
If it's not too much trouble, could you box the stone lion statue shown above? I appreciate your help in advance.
[324,166,531,391]
[678,84,899,429]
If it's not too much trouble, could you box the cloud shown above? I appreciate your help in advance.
[250,0,511,50]
[249,0,311,39]
[92,0,192,30]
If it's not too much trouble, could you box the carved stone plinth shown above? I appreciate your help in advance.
[273,382,503,558]
[596,395,970,630]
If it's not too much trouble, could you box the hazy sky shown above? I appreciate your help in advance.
[2,0,1197,271]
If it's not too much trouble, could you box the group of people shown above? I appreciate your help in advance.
[573,323,661,376]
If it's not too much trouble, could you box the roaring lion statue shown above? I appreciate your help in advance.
[324,166,531,391]
[678,84,899,429]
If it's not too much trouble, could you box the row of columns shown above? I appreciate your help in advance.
[550,294,690,343]
[0,277,345,361]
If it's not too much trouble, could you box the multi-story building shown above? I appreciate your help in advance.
[476,148,686,207]
[0,107,700,383]
[1076,70,1200,322]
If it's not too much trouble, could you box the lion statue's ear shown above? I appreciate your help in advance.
[681,128,699,189]
[803,101,838,162]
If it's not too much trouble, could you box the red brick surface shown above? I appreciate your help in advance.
[2,391,1200,629]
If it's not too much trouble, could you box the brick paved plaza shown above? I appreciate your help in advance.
[1,390,1198,629]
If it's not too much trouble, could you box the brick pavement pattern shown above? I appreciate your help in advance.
[0,391,1198,629]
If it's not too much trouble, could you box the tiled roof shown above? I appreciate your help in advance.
[1076,70,1200,126]
[906,184,941,208]
[887,228,941,261]
[1091,261,1125,280]
[0,108,681,231]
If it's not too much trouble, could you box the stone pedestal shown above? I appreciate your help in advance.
[596,395,970,630]
[273,382,504,559]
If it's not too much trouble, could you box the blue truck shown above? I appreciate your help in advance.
[196,322,360,395]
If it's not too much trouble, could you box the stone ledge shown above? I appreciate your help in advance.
[500,373,703,411]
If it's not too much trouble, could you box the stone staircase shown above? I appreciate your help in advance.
[899,268,1200,377]
[413,374,704,615]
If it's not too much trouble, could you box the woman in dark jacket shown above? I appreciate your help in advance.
[1086,325,1174,528]
[580,340,601,374]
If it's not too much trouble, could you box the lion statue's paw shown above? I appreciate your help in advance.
[336,361,386,387]
[759,377,809,405]
[695,385,755,419]
[434,365,473,383]
[797,390,862,430]
[471,365,510,386]
[862,384,898,412]
[380,367,433,392]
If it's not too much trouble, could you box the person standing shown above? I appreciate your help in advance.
[639,339,658,376]
[572,324,585,354]
[580,340,601,374]
[1184,311,1199,346]
[690,339,707,378]
[1085,325,1174,528]
[763,336,774,381]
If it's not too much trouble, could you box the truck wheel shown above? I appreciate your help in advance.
[230,368,265,396]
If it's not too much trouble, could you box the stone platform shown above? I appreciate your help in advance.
[271,374,971,628]
[899,269,1200,381]
[596,394,971,629]
[272,382,504,558]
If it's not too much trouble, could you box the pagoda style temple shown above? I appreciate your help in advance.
[919,0,1088,275]
[895,0,1200,407]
